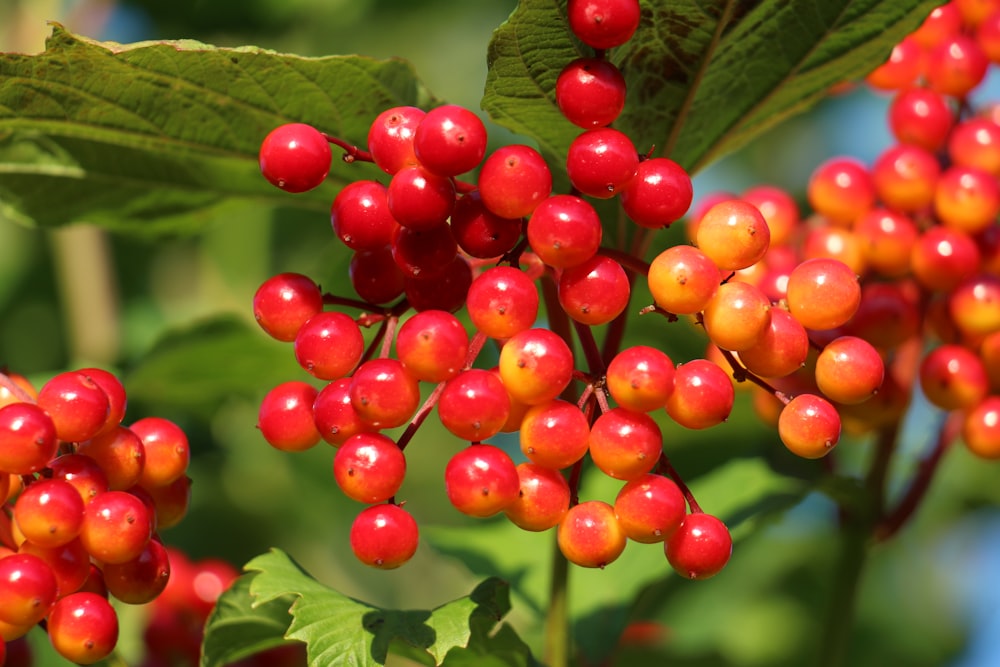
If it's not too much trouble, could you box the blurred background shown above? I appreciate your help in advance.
[1,0,999,665]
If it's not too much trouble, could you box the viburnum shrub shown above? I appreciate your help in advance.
[3,0,1000,665]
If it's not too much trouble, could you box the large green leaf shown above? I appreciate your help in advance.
[0,24,435,233]
[483,0,939,172]
[201,548,532,667]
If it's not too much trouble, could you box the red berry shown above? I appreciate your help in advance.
[349,245,406,305]
[259,123,331,193]
[614,473,686,543]
[527,194,603,269]
[665,513,732,580]
[436,369,511,442]
[47,592,119,664]
[555,58,627,128]
[349,358,421,429]
[0,403,58,475]
[257,381,322,452]
[37,371,110,444]
[387,165,456,231]
[367,106,425,175]
[466,266,540,339]
[349,504,419,569]
[128,417,191,490]
[333,433,406,504]
[293,311,365,380]
[478,145,553,219]
[566,127,638,199]
[566,0,642,50]
[620,157,693,229]
[444,444,520,518]
[330,180,399,250]
[395,310,470,383]
[503,463,571,531]
[0,553,58,626]
[778,394,842,459]
[557,500,627,568]
[413,104,488,176]
[449,190,523,259]
[557,254,631,326]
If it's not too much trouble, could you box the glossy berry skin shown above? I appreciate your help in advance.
[14,478,86,548]
[614,473,686,543]
[0,553,58,626]
[934,164,1000,234]
[606,345,675,413]
[102,538,171,605]
[647,245,720,315]
[466,266,540,339]
[49,454,110,505]
[815,336,885,405]
[871,143,941,213]
[926,34,989,97]
[349,246,406,304]
[556,57,627,128]
[557,500,627,569]
[413,104,488,176]
[257,381,322,452]
[78,368,127,437]
[949,117,1000,175]
[557,254,631,326]
[77,426,146,491]
[253,272,324,342]
[778,394,842,459]
[665,513,732,580]
[566,128,639,199]
[330,180,399,250]
[392,221,458,280]
[919,344,989,411]
[888,88,954,152]
[128,417,191,489]
[854,208,919,278]
[367,106,425,175]
[387,165,456,231]
[736,307,810,379]
[404,254,473,313]
[259,123,331,193]
[349,504,419,569]
[701,281,772,352]
[519,399,591,470]
[567,0,642,49]
[80,490,153,564]
[444,444,520,517]
[949,273,1000,337]
[588,408,662,481]
[333,433,406,504]
[695,199,771,271]
[437,369,511,442]
[37,371,110,444]
[47,592,119,665]
[0,402,58,474]
[911,226,981,292]
[620,158,693,229]
[449,191,523,259]
[665,359,735,430]
[478,144,553,219]
[349,358,421,429]
[866,35,923,90]
[785,258,861,331]
[503,463,571,531]
[963,396,1000,459]
[294,311,365,381]
[395,310,470,383]
[498,328,575,405]
[527,194,603,269]
[807,157,876,225]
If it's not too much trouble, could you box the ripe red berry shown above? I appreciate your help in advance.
[665,359,735,430]
[888,88,955,152]
[349,504,419,569]
[293,311,365,381]
[47,592,119,664]
[37,371,111,444]
[588,407,662,480]
[444,444,520,518]
[0,553,58,626]
[605,345,675,413]
[367,106,425,175]
[466,266,540,339]
[450,190,523,259]
[497,328,575,405]
[778,394,842,459]
[557,254,631,326]
[257,381,322,452]
[436,369,511,442]
[478,145,553,219]
[555,57,627,128]
[258,123,331,193]
[333,433,407,504]
[503,463,571,531]
[785,258,861,331]
[519,399,591,470]
[566,127,638,199]
[695,199,771,271]
[557,500,627,568]
[527,194,603,269]
[79,490,153,564]
[620,158,693,229]
[395,310,470,383]
[14,478,86,548]
[330,180,399,250]
[349,246,407,305]
[0,402,58,475]
[614,473,686,543]
[349,358,421,429]
[387,165,456,231]
[566,0,642,50]
[413,104,488,176]
[664,512,732,580]
[128,416,191,490]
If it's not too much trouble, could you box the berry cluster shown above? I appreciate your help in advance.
[250,0,1000,582]
[0,368,192,664]
[691,0,1000,461]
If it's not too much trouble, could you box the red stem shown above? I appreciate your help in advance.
[321,133,374,163]
[395,381,447,452]
[0,372,34,404]
[657,453,702,514]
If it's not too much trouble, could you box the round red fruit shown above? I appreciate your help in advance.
[47,592,119,664]
[555,57,627,128]
[665,512,732,580]
[259,123,331,193]
[444,444,520,518]
[333,433,406,504]
[413,104,488,176]
[350,504,419,569]
[557,500,627,568]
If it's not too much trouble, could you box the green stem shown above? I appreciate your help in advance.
[817,424,897,667]
[543,533,571,667]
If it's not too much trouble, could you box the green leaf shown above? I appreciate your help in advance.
[201,548,530,667]
[123,316,301,418]
[200,574,300,667]
[0,24,436,233]
[483,0,938,172]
